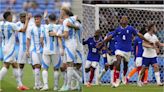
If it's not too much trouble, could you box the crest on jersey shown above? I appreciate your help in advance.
[127,30,129,33]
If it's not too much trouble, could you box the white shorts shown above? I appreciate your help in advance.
[42,54,61,69]
[18,49,28,64]
[85,60,99,68]
[65,46,76,63]
[2,46,16,63]
[31,52,42,65]
[115,50,131,62]
[107,54,116,65]
[135,57,143,67]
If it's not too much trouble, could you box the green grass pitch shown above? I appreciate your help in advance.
[0,63,163,92]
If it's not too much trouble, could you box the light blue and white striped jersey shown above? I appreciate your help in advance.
[63,16,77,48]
[27,24,43,53]
[41,24,60,54]
[75,21,83,44]
[0,21,21,51]
[17,21,26,52]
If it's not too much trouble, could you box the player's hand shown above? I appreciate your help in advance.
[26,51,30,58]
[66,22,72,27]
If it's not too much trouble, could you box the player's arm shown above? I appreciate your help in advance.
[58,37,64,56]
[155,41,164,47]
[82,38,89,45]
[66,22,79,30]
[142,41,154,48]
[26,28,31,57]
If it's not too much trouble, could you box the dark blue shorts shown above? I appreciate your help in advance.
[142,57,157,67]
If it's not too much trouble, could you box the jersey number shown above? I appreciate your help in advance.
[122,35,126,40]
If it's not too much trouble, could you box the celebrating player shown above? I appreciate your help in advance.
[0,11,29,91]
[97,16,153,87]
[83,30,103,87]
[26,14,43,90]
[138,23,164,86]
[40,13,63,91]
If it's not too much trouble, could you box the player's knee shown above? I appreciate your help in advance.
[109,64,114,70]
[116,55,122,62]
[153,64,159,72]
[3,62,10,69]
[105,64,109,71]
[34,64,41,68]
[19,64,24,69]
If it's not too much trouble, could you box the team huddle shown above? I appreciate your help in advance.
[0,7,164,92]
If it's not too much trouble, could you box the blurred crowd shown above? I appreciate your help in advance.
[0,0,72,21]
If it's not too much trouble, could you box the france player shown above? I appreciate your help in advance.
[83,30,103,87]
[0,11,29,91]
[40,13,63,91]
[99,30,117,85]
[127,27,148,84]
[26,14,43,90]
[97,16,153,87]
[138,23,164,86]
[57,7,82,91]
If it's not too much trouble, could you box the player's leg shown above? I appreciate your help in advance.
[151,57,163,86]
[143,68,149,84]
[40,54,50,91]
[53,54,61,91]
[31,52,42,90]
[138,57,149,86]
[59,61,67,91]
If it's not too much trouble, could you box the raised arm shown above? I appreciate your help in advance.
[19,14,31,32]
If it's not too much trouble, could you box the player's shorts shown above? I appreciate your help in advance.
[65,46,76,63]
[42,54,61,69]
[18,48,28,64]
[135,57,143,67]
[142,57,157,67]
[85,60,99,69]
[106,54,116,65]
[31,52,42,65]
[2,45,16,63]
[115,50,131,62]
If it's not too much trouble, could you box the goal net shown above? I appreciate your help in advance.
[82,4,164,84]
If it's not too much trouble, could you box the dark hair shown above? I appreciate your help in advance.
[48,13,56,21]
[140,26,147,35]
[68,11,74,16]
[19,12,26,17]
[3,11,11,20]
[34,13,42,18]
[147,23,155,31]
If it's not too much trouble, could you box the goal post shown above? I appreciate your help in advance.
[82,4,164,84]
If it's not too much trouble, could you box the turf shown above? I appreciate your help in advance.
[0,63,163,92]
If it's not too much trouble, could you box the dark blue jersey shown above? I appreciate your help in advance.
[83,37,102,62]
[112,25,138,52]
[106,31,116,55]
[134,36,143,58]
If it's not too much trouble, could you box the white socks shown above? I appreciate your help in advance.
[155,72,161,84]
[54,71,59,88]
[13,68,23,87]
[42,70,48,87]
[34,68,41,87]
[0,67,8,80]
[67,67,74,89]
[62,71,67,87]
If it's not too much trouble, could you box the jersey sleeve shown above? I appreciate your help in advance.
[11,23,21,32]
[26,26,32,39]
[63,19,69,32]
[83,37,90,45]
[131,26,138,36]
[40,26,45,38]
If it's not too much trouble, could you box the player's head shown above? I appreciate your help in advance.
[34,14,42,26]
[140,26,147,35]
[120,15,128,26]
[94,29,101,38]
[60,7,70,18]
[147,23,157,33]
[68,11,74,17]
[48,13,56,23]
[19,12,26,23]
[3,11,12,22]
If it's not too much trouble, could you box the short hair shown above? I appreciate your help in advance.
[3,11,11,20]
[147,23,155,31]
[34,13,42,18]
[48,13,56,21]
[19,12,26,17]
[68,11,74,16]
